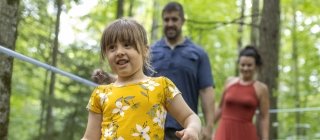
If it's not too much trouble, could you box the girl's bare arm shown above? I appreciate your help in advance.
[81,111,102,140]
[167,94,201,140]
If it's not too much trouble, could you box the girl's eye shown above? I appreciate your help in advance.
[124,44,132,48]
[108,45,115,51]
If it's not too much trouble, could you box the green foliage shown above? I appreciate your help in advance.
[8,0,320,139]
[277,0,320,138]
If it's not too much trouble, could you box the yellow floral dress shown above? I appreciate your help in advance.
[87,76,181,140]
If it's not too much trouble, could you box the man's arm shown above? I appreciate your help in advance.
[199,86,215,140]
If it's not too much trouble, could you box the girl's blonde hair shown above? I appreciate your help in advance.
[100,18,153,73]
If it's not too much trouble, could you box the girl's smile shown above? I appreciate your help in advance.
[106,41,145,83]
[116,58,129,69]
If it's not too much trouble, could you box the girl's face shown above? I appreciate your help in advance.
[239,56,256,81]
[106,41,144,79]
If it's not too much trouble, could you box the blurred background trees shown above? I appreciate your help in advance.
[0,0,319,139]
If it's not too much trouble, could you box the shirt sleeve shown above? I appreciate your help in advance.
[86,86,103,113]
[162,77,182,107]
[197,50,215,88]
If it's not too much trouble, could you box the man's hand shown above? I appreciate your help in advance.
[91,69,116,84]
[200,126,212,140]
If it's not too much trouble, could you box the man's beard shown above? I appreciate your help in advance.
[164,27,181,41]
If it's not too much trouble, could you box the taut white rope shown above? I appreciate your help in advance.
[0,45,98,87]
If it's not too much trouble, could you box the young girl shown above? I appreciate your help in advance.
[213,46,269,140]
[82,18,201,140]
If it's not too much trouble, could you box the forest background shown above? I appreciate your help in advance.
[0,0,319,139]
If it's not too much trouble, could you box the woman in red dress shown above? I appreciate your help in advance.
[213,45,270,140]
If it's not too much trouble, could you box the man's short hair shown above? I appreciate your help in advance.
[161,2,185,21]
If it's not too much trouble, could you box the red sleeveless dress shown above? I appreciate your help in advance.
[214,81,259,140]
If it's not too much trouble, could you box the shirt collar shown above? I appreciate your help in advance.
[159,37,191,48]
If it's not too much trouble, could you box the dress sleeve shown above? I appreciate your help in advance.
[86,86,104,113]
[162,77,181,107]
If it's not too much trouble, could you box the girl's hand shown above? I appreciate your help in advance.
[175,128,199,140]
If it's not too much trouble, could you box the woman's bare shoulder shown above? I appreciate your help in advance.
[254,81,268,90]
[224,77,239,88]
[254,81,269,98]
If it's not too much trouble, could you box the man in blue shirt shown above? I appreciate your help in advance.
[151,2,215,140]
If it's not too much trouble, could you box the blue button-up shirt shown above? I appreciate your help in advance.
[150,37,215,130]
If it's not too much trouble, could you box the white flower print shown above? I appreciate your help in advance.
[112,101,130,117]
[95,89,100,93]
[169,86,180,96]
[153,110,161,126]
[87,99,92,109]
[116,137,124,140]
[142,80,160,91]
[153,110,166,128]
[132,124,150,140]
[104,126,113,138]
[99,93,108,106]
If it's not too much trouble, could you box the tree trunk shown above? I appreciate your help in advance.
[128,0,134,17]
[116,0,124,19]
[44,0,62,139]
[258,0,280,139]
[250,0,260,46]
[291,0,302,138]
[235,0,246,76]
[151,0,160,43]
[250,0,262,137]
[38,70,49,140]
[237,0,245,50]
[0,0,20,140]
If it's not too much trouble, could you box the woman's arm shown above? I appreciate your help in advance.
[257,83,270,140]
[167,94,201,140]
[214,105,222,123]
[81,111,102,140]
